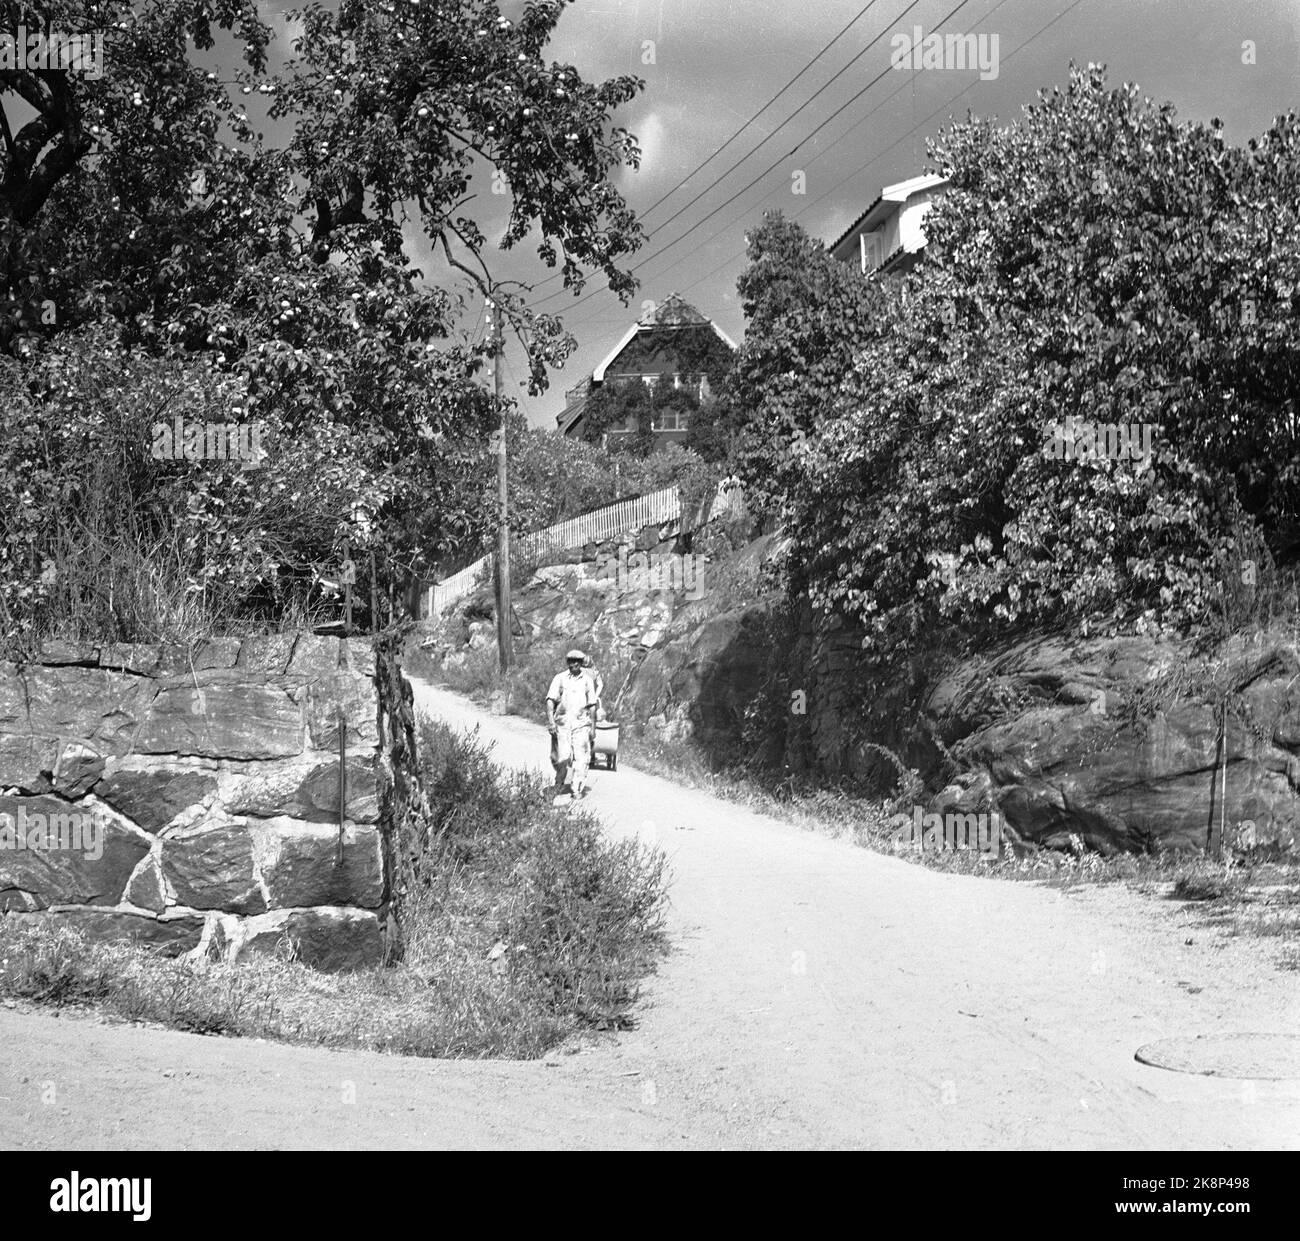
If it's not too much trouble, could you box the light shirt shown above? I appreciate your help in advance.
[547,668,597,724]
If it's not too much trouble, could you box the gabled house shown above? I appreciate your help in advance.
[828,172,949,276]
[556,293,736,450]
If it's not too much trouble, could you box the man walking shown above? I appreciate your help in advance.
[546,649,599,800]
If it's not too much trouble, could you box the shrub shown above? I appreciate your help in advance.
[730,67,1300,666]
[0,323,392,656]
[395,718,669,1028]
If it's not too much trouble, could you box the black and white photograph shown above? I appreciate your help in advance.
[0,0,1297,1188]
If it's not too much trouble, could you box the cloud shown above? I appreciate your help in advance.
[401,221,434,280]
[626,108,665,180]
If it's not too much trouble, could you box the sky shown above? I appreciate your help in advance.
[258,0,1300,428]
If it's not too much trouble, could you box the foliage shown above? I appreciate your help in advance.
[0,322,388,650]
[578,322,735,456]
[615,440,713,504]
[487,427,716,573]
[579,374,688,454]
[729,67,1300,680]
[397,718,669,1028]
[725,208,886,512]
[0,0,648,635]
[505,415,630,532]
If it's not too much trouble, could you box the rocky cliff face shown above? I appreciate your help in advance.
[623,603,1300,855]
[433,515,734,659]
[0,632,414,969]
[429,521,1299,857]
[923,628,1300,855]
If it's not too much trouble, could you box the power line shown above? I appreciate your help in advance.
[564,0,1017,325]
[793,0,1094,251]
[534,0,943,311]
[639,0,888,224]
[538,0,976,319]
[567,0,1093,328]
[526,0,888,300]
[628,0,936,248]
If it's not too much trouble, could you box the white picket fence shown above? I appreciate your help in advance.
[422,477,744,618]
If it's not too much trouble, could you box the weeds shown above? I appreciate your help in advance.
[0,920,564,1055]
[0,719,670,1057]
[398,719,668,1030]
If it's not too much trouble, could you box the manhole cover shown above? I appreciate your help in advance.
[1135,1034,1300,1080]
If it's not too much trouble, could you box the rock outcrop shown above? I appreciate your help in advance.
[431,518,708,662]
[427,511,1299,857]
[922,628,1300,854]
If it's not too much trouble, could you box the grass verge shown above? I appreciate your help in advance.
[0,719,670,1057]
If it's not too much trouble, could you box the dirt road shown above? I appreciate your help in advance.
[3,679,1297,1150]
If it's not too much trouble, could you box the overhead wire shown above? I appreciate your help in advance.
[566,0,1093,325]
[524,0,890,298]
[533,0,979,316]
[564,0,1018,324]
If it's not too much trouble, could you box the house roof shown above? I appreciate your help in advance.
[555,293,736,436]
[827,172,949,259]
[555,378,592,435]
[878,243,912,275]
[591,293,736,383]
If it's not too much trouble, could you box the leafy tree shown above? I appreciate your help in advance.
[725,210,886,509]
[733,67,1299,676]
[0,0,648,635]
[0,0,273,345]
[506,415,626,531]
[615,440,711,499]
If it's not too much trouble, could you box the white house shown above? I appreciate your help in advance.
[827,172,949,276]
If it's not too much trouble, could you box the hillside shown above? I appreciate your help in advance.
[419,505,1299,861]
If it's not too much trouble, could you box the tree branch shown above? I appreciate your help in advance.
[0,70,89,224]
[310,169,366,254]
[437,229,491,302]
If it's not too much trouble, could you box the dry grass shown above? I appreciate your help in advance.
[0,921,561,1056]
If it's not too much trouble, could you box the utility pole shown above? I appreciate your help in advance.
[491,297,511,671]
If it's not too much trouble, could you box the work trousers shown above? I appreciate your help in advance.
[551,719,592,791]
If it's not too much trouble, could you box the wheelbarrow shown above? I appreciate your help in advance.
[592,720,620,771]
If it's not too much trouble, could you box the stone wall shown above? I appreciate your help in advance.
[0,633,397,970]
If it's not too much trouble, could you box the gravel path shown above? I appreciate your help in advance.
[2,679,1296,1150]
